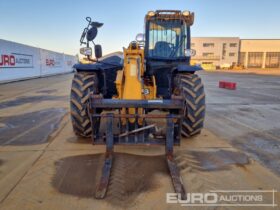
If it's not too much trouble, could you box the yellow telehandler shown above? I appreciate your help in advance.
[70,10,205,199]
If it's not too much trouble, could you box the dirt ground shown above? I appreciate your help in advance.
[0,72,279,210]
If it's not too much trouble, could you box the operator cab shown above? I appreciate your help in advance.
[142,10,196,98]
[144,10,195,64]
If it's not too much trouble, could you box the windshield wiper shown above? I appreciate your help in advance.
[169,35,186,58]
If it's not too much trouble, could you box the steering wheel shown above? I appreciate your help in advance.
[168,43,175,50]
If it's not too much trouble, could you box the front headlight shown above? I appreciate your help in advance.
[147,11,156,17]
[80,47,92,56]
[135,33,145,42]
[182,10,191,16]
[185,49,196,57]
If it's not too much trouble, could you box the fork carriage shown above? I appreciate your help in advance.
[88,94,186,199]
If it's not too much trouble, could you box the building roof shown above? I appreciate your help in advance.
[240,39,280,41]
[192,37,240,39]
[192,37,280,41]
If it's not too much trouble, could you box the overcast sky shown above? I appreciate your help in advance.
[0,0,279,55]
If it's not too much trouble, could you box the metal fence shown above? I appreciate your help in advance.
[0,39,76,83]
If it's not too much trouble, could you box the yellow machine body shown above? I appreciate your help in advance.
[115,43,157,124]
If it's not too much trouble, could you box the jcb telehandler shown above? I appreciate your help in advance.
[70,10,205,199]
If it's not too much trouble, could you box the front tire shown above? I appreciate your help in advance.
[70,72,98,137]
[175,74,206,137]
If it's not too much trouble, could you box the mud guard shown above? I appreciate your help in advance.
[177,64,203,72]
[73,54,123,72]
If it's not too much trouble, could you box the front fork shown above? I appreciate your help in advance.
[94,113,186,200]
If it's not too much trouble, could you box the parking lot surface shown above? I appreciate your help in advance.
[0,72,279,210]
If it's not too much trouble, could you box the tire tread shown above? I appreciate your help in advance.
[70,72,98,137]
[176,74,206,137]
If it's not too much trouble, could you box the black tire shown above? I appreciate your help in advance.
[175,74,206,137]
[70,72,98,137]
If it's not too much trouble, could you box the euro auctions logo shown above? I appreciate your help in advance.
[166,190,278,207]
[45,58,62,67]
[46,59,55,66]
[0,54,15,66]
[0,53,33,68]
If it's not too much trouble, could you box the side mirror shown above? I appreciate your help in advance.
[94,44,102,59]
[185,49,196,57]
[80,47,92,56]
[135,33,145,42]
[86,27,98,41]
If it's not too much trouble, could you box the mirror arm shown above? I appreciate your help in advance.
[87,56,97,62]
[80,17,92,46]
[80,28,88,45]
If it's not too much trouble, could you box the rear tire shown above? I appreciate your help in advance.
[175,74,206,137]
[70,72,98,137]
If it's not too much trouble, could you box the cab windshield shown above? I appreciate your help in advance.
[147,20,187,59]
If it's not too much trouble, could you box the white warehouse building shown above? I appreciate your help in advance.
[191,37,280,69]
[239,39,280,68]
[191,37,240,68]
